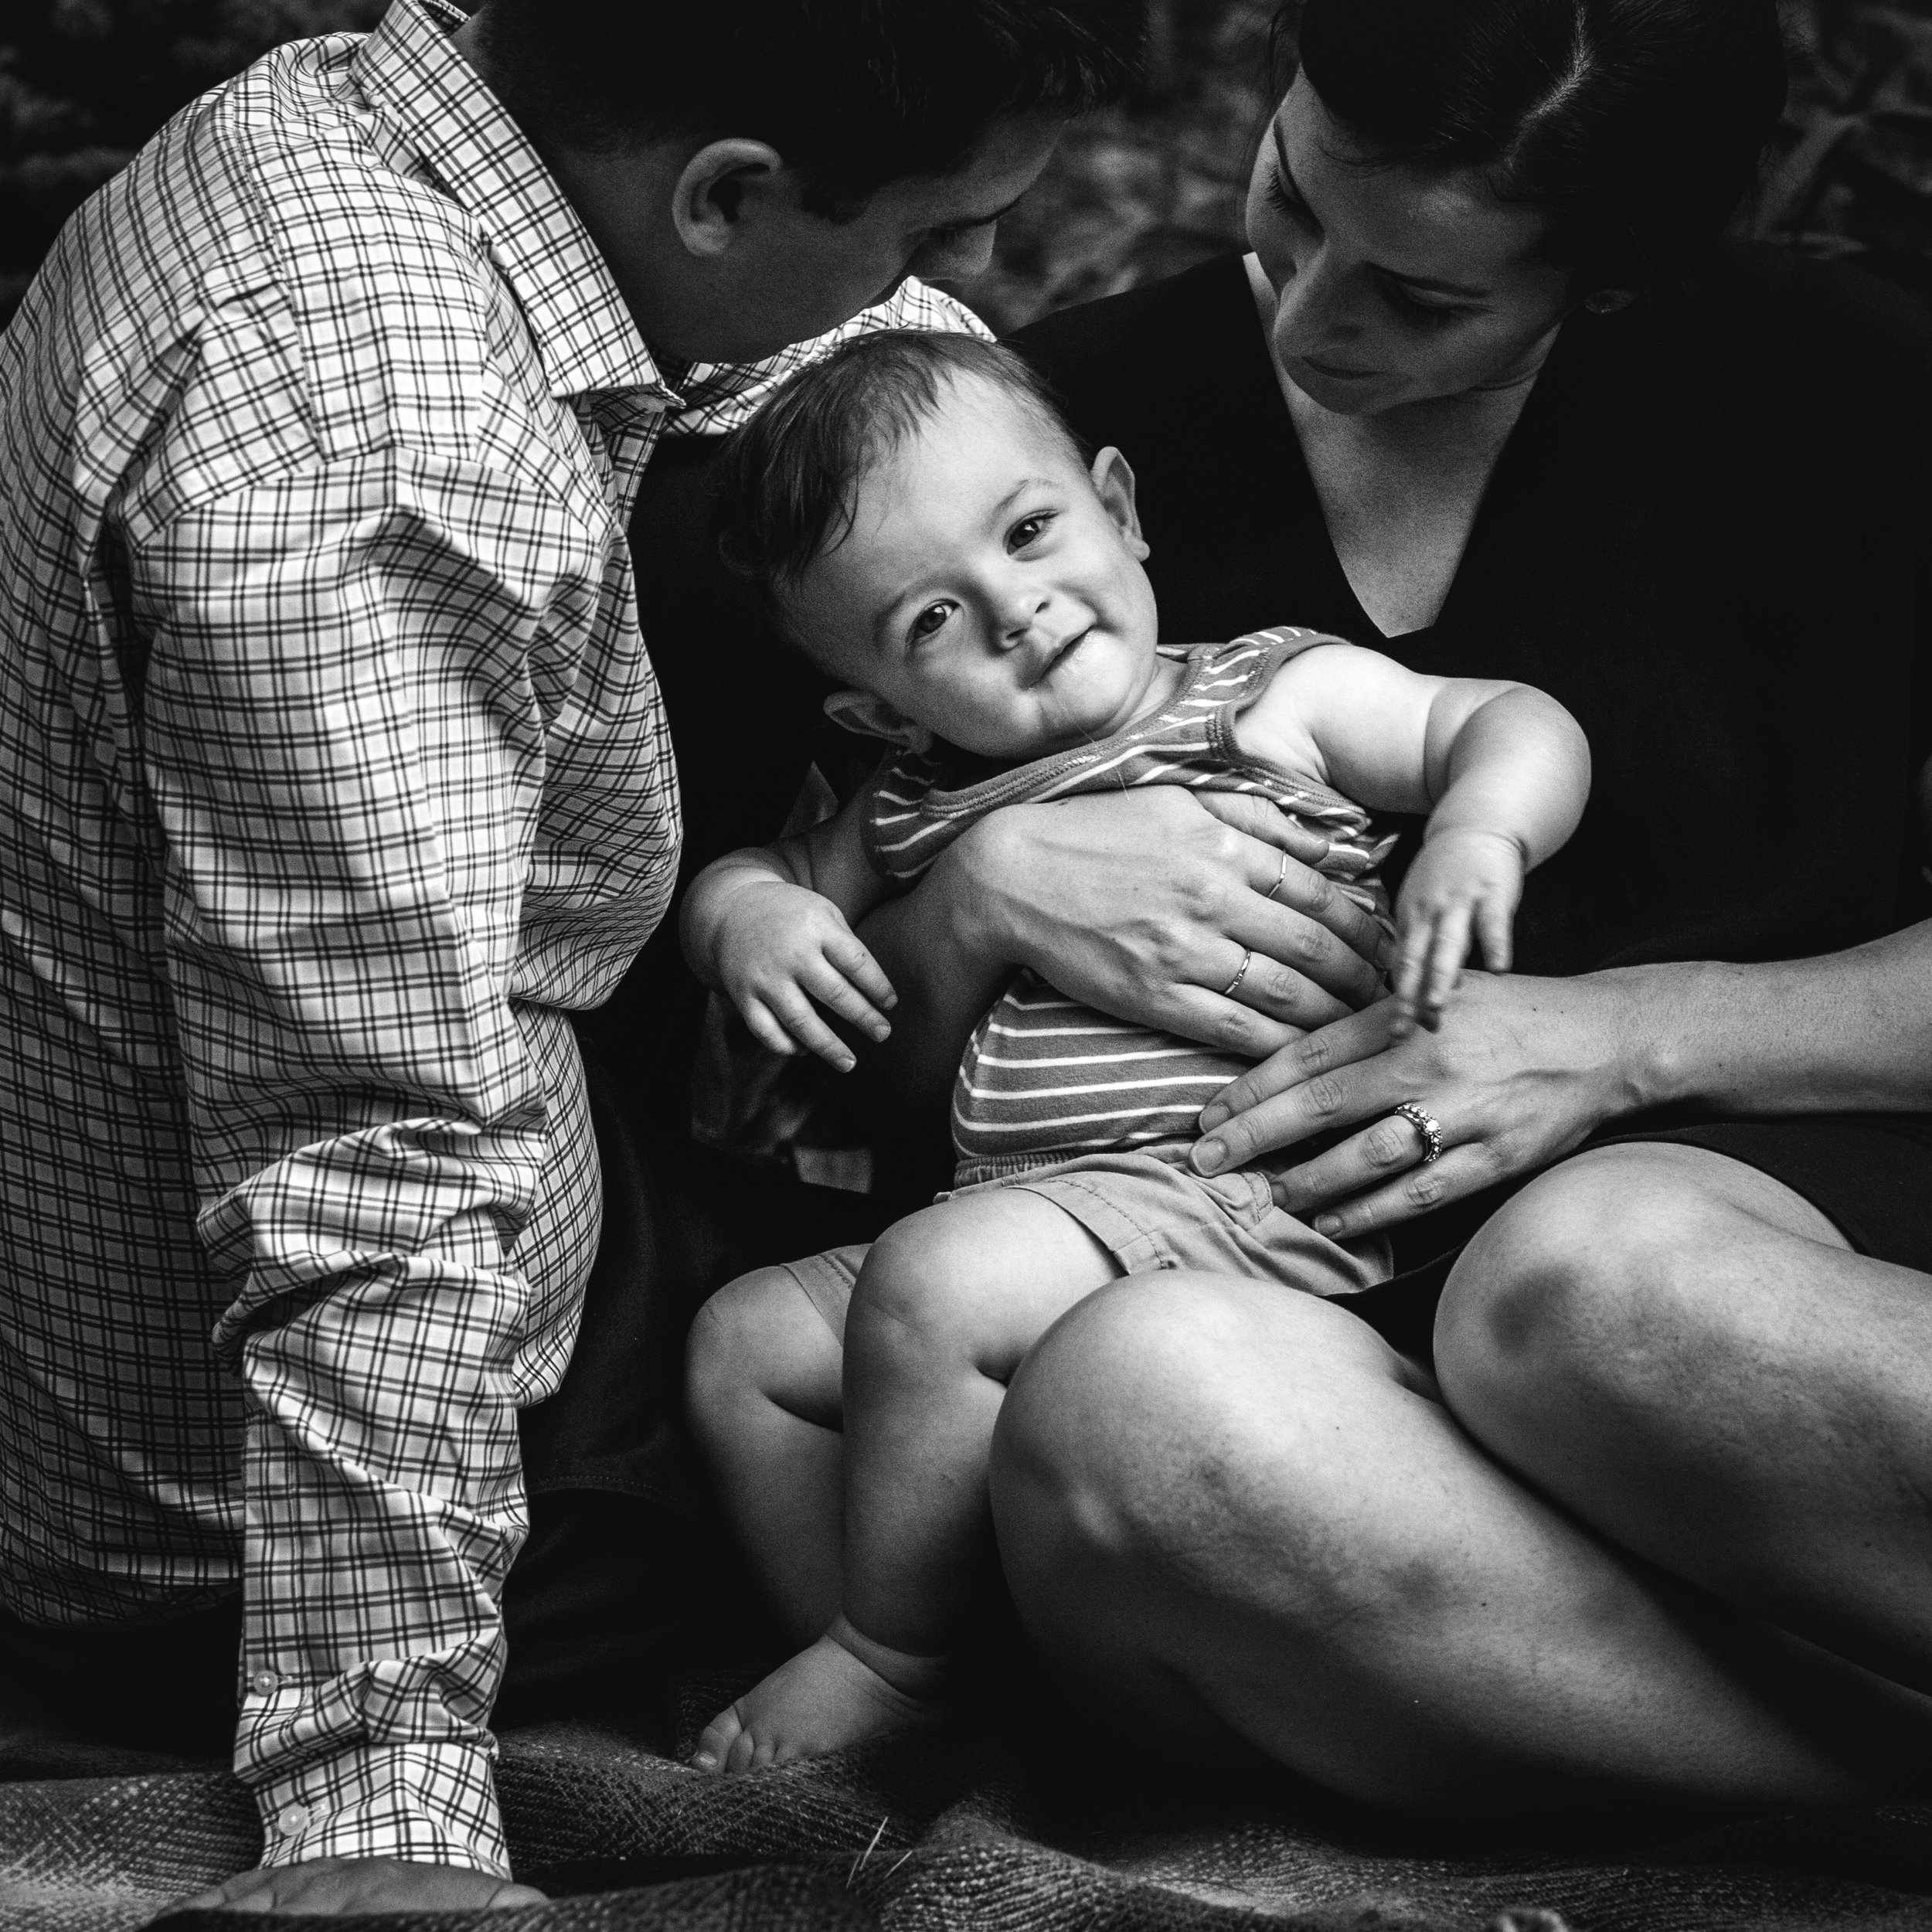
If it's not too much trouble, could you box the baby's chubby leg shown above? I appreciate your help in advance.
[694,1191,1117,1772]
[686,1255,852,1643]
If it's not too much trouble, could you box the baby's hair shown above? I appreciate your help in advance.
[716,330,1086,601]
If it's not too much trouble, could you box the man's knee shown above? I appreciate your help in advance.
[1434,1145,1749,1420]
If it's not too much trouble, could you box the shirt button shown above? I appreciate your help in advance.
[249,1670,281,1696]
[275,1803,310,1838]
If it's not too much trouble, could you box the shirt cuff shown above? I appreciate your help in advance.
[253,1740,510,1874]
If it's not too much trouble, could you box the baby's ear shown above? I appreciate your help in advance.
[822,689,935,753]
[1090,446,1150,562]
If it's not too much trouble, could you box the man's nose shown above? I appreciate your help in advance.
[913,221,998,284]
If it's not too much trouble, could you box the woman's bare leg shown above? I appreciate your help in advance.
[1436,1140,1932,1689]
[685,1265,847,1644]
[696,1190,1118,1772]
[991,1270,1932,1815]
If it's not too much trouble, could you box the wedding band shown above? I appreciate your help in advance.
[1265,849,1291,903]
[1223,950,1254,998]
[1393,1100,1442,1165]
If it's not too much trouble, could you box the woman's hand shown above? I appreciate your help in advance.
[1192,970,1648,1239]
[961,787,1389,1058]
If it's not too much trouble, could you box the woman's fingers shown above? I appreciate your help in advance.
[1196,1002,1395,1137]
[1301,1144,1501,1242]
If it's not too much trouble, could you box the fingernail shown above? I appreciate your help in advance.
[1195,1138,1226,1173]
[1315,1215,1342,1236]
[835,1054,855,1073]
[1198,1103,1227,1130]
[692,1752,716,1770]
[881,992,899,1009]
[870,1021,891,1040]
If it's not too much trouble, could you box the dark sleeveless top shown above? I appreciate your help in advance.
[1010,244,1932,996]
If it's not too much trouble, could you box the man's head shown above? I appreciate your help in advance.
[718,331,1162,761]
[458,0,1145,362]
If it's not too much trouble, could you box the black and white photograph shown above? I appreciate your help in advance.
[2,0,1930,1923]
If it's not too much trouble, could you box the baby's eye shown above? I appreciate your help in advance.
[1008,512,1054,551]
[908,602,954,644]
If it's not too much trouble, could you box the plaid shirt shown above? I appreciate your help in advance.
[0,0,986,1876]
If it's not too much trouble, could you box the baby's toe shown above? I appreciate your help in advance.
[690,1704,743,1774]
[725,1723,763,1774]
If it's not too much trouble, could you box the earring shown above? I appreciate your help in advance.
[1583,292,1617,314]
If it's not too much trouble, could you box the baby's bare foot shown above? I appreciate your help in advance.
[690,1621,944,1774]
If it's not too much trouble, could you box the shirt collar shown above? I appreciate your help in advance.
[352,0,671,403]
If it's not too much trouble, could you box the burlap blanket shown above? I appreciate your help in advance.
[6,1665,1932,1932]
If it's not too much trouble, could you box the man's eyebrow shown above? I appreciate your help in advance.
[1269,119,1491,301]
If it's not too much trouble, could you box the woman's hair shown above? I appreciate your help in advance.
[1276,0,1788,290]
[477,0,1144,219]
[716,331,1083,604]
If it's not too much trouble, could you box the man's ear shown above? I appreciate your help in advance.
[1090,446,1150,562]
[822,689,935,753]
[670,138,786,260]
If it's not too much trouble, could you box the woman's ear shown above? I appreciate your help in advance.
[1089,446,1150,562]
[670,138,785,258]
[822,689,935,753]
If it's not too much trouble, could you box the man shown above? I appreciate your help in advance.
[0,0,1140,1913]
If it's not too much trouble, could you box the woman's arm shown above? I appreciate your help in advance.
[855,784,1393,1126]
[1192,918,1932,1240]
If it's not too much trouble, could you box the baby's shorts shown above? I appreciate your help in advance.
[773,1149,1389,1344]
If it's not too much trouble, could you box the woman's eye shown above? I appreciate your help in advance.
[908,603,953,643]
[1264,169,1316,229]
[1383,283,1473,329]
[1008,512,1053,550]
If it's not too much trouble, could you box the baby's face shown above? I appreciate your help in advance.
[782,375,1162,760]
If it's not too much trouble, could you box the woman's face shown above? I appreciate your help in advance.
[1245,74,1577,417]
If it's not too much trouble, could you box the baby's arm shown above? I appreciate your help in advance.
[1238,644,1590,1032]
[681,790,898,1073]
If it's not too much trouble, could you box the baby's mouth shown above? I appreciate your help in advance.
[1029,630,1090,686]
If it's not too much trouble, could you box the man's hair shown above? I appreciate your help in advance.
[477,1,1146,216]
[716,330,1083,605]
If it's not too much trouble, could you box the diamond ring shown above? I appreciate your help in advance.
[1392,1100,1442,1165]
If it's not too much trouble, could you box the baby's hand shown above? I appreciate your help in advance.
[714,882,896,1073]
[1389,828,1526,1036]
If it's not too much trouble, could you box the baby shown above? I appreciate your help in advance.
[679,331,1590,1772]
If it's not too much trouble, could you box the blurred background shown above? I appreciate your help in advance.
[2,0,1929,336]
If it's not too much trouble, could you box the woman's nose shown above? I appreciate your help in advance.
[1270,250,1362,355]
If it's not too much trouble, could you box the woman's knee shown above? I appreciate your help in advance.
[990,1272,1409,1624]
[1434,1145,1749,1423]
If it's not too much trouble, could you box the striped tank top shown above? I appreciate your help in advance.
[863,629,1396,1185]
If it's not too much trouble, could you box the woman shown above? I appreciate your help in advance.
[852,0,1932,1811]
